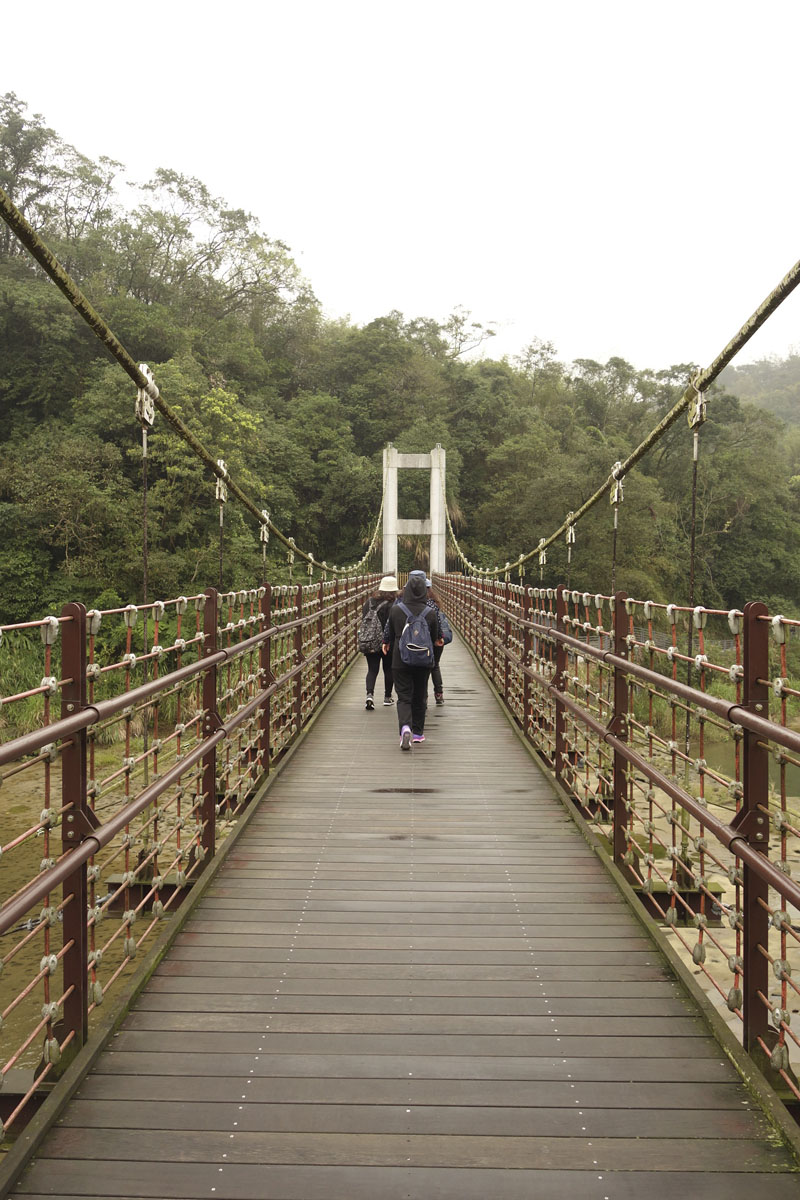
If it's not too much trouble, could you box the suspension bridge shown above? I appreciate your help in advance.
[2,187,800,1196]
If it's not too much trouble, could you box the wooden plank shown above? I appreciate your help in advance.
[164,945,663,963]
[94,1051,730,1079]
[25,1126,795,1172]
[74,1075,754,1109]
[136,991,691,1016]
[174,932,654,952]
[200,901,637,917]
[143,975,683,998]
[205,883,624,897]
[16,1165,800,1200]
[153,960,676,980]
[185,915,645,934]
[122,1012,706,1038]
[59,1100,769,1139]
[109,1031,715,1057]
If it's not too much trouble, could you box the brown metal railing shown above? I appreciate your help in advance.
[437,573,800,1105]
[0,575,375,1139]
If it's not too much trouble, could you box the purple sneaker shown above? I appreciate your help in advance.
[400,726,412,751]
[412,733,425,743]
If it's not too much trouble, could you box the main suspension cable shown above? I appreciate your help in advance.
[0,185,383,576]
[443,253,800,577]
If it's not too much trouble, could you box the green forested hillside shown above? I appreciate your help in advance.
[3,92,800,622]
[720,356,800,426]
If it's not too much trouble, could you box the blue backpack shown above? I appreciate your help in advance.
[439,612,453,645]
[397,601,434,666]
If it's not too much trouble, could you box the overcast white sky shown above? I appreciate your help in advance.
[4,0,800,370]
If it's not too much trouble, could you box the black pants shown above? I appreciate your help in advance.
[394,665,431,735]
[364,652,393,697]
[431,645,443,694]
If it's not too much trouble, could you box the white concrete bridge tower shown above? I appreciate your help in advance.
[382,444,446,577]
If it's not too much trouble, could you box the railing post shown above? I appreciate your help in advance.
[317,580,324,703]
[350,578,356,656]
[740,601,771,1055]
[259,584,273,778]
[491,582,498,688]
[522,586,533,740]
[201,588,219,861]
[59,601,89,1052]
[294,583,305,731]
[472,576,479,650]
[554,585,567,788]
[612,591,629,864]
[484,580,491,672]
[333,581,340,678]
[503,580,511,705]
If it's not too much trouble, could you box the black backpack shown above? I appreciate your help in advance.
[397,601,434,666]
[358,603,384,654]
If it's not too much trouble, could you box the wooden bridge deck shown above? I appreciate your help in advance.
[13,638,799,1198]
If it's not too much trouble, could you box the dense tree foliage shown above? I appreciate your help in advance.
[720,355,800,427]
[2,93,800,623]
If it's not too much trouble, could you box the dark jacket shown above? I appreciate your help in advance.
[384,575,441,670]
[362,594,394,626]
[426,597,445,664]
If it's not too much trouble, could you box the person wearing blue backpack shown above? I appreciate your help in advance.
[382,569,443,751]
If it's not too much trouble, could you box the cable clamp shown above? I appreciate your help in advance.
[135,364,157,427]
[687,375,707,428]
[216,459,228,504]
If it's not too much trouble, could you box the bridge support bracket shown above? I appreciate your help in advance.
[62,807,100,842]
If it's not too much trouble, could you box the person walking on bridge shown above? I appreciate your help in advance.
[359,575,398,710]
[382,569,443,750]
[426,579,447,706]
